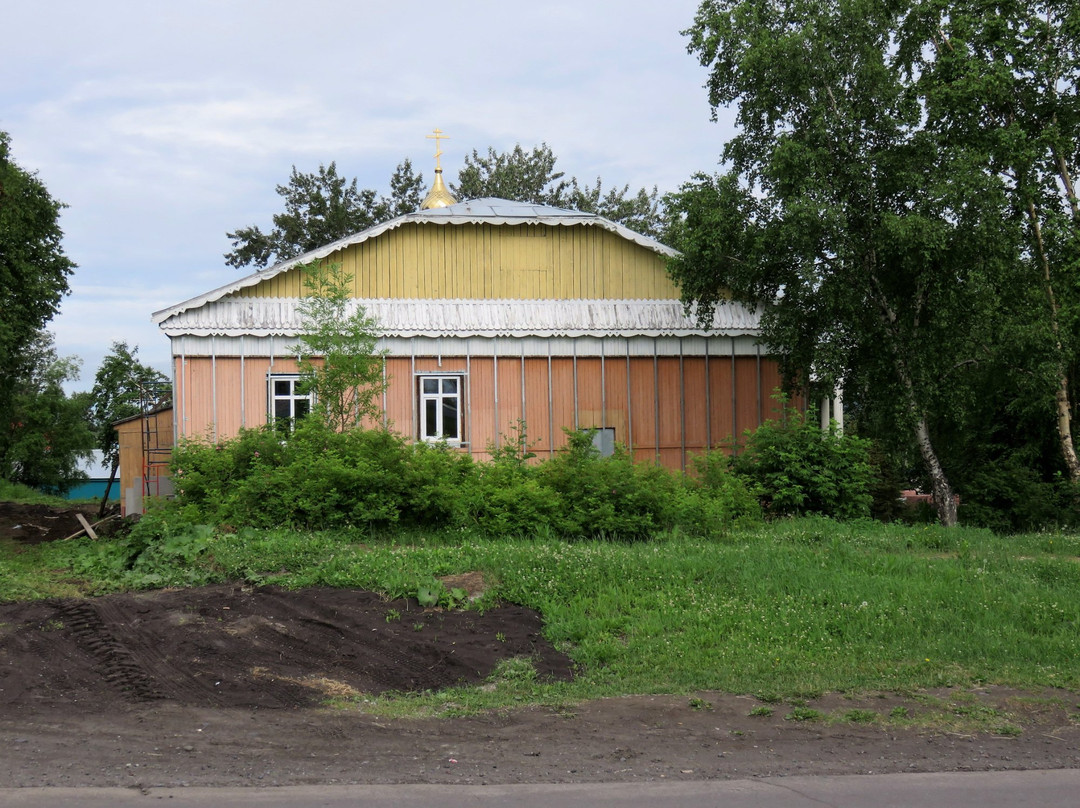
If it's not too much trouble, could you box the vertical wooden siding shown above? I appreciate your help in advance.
[174,353,794,471]
[229,224,680,301]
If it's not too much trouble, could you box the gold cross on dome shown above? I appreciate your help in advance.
[426,128,449,170]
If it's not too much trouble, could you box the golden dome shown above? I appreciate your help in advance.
[420,128,457,210]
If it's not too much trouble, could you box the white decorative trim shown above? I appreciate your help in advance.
[157,297,761,340]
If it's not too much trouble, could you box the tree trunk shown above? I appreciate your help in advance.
[913,415,957,527]
[870,270,959,526]
[98,456,119,520]
[1026,198,1080,483]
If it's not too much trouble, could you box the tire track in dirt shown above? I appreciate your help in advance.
[87,595,237,707]
[4,584,575,711]
[58,601,163,703]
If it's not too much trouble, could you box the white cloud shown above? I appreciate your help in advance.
[4,0,737,389]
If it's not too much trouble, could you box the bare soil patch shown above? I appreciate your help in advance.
[0,500,104,544]
[1,501,1078,787]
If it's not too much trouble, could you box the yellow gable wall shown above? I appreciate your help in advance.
[230,222,679,300]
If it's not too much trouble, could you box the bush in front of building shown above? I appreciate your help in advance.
[169,422,764,538]
[729,407,874,521]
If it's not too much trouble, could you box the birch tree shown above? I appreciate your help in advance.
[671,0,1021,525]
[897,0,1080,482]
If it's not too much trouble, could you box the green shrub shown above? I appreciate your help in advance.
[461,458,562,536]
[400,441,475,528]
[682,450,762,535]
[170,422,759,539]
[732,408,874,520]
[958,453,1080,533]
[174,421,414,530]
[538,430,678,539]
[67,507,217,590]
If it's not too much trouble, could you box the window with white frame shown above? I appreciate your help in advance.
[268,374,312,430]
[418,374,463,443]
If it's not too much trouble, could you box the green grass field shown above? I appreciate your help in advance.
[3,511,1077,715]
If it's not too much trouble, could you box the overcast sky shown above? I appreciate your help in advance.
[2,0,736,387]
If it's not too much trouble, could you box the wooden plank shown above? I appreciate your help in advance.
[61,514,117,542]
[75,512,98,540]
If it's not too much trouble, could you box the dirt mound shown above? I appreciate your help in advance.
[0,584,573,710]
[0,500,105,544]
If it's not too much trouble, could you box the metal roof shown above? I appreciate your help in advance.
[153,198,677,325]
[156,297,761,339]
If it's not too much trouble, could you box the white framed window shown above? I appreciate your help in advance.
[418,374,463,443]
[268,374,312,430]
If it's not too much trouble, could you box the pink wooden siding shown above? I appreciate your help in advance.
[173,352,795,471]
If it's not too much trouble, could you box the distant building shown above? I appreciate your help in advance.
[63,450,120,502]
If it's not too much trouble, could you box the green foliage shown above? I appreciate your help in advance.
[731,407,874,520]
[784,706,824,722]
[399,440,475,528]
[88,341,170,466]
[64,508,218,591]
[0,131,76,473]
[453,143,569,205]
[958,455,1080,534]
[453,143,666,238]
[171,422,761,540]
[2,332,94,492]
[290,261,387,431]
[897,0,1080,483]
[224,160,424,269]
[175,420,411,530]
[843,709,878,724]
[671,0,1048,525]
[415,578,469,609]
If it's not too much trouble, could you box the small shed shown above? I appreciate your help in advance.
[114,407,174,515]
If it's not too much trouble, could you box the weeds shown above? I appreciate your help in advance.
[785,706,824,722]
[3,516,1079,707]
[842,709,878,723]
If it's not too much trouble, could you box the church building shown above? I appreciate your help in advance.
[139,134,786,511]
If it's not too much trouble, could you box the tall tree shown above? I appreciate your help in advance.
[452,143,571,205]
[225,159,424,269]
[87,341,170,516]
[670,0,1021,525]
[566,178,664,240]
[896,0,1080,483]
[1,331,94,492]
[0,131,76,463]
